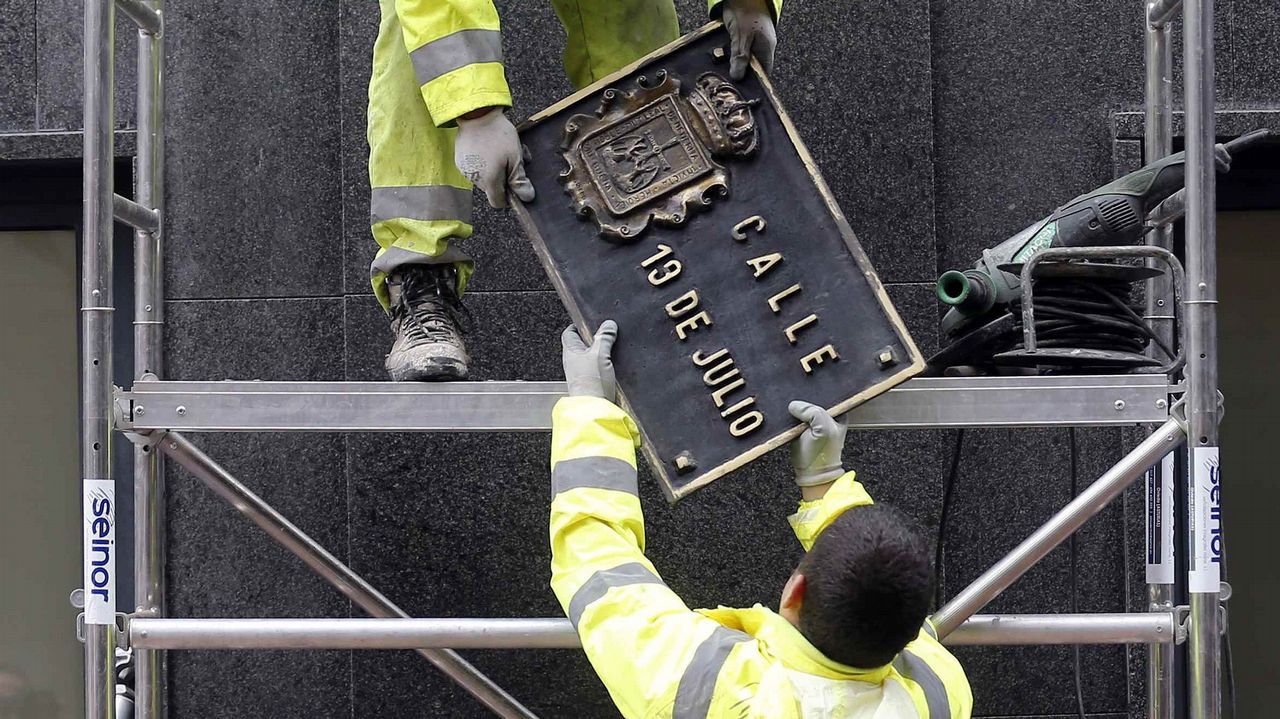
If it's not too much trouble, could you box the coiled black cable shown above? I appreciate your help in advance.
[1008,273,1174,360]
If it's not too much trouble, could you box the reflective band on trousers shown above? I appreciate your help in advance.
[552,456,638,499]
[369,185,472,225]
[673,626,751,719]
[567,562,662,629]
[893,650,950,718]
[410,28,504,86]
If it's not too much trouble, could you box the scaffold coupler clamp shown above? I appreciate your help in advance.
[1168,389,1225,435]
[1174,604,1191,644]
[1172,580,1230,643]
[115,382,168,449]
[70,587,132,649]
[1219,580,1232,636]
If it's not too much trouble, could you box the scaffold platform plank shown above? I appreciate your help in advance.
[115,375,1174,433]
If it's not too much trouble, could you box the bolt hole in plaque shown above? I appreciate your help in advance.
[513,24,922,500]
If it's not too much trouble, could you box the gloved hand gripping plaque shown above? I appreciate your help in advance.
[513,23,923,500]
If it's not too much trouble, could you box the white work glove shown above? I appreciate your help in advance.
[788,400,847,487]
[721,0,777,81]
[454,109,536,209]
[561,321,619,402]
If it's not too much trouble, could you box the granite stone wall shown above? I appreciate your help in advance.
[5,0,1278,717]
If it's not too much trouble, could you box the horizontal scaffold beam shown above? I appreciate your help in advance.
[129,613,1178,650]
[116,375,1174,433]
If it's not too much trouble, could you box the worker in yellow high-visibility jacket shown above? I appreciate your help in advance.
[368,0,779,382]
[551,320,973,718]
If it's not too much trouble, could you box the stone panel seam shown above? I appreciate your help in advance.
[341,264,355,719]
[925,0,945,280]
[33,0,40,131]
[166,296,349,304]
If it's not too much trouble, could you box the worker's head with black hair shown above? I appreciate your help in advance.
[779,503,934,669]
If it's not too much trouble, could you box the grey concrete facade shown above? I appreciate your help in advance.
[3,0,1278,716]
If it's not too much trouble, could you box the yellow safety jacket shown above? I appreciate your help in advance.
[395,0,784,127]
[550,397,973,719]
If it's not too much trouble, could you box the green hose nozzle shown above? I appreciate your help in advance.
[936,271,972,306]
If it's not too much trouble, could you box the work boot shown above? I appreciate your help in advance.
[384,264,470,381]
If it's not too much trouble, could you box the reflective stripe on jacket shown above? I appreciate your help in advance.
[393,0,512,126]
[549,396,973,719]
[395,0,787,126]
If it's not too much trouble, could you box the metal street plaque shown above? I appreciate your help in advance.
[514,23,923,500]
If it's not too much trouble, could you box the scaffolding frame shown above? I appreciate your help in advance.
[77,0,1226,716]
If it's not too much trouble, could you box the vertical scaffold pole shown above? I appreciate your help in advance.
[1183,0,1223,716]
[83,2,118,718]
[133,2,166,717]
[1144,2,1178,717]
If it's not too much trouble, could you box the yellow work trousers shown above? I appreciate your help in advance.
[367,0,680,309]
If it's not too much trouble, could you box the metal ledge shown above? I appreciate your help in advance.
[116,375,1173,433]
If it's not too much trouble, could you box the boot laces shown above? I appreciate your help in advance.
[391,267,469,344]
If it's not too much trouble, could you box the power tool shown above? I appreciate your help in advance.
[936,129,1270,337]
[930,128,1271,372]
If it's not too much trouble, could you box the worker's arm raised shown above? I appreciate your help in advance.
[786,401,874,550]
[392,0,511,126]
[550,324,751,718]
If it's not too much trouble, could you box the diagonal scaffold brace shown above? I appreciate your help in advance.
[123,429,541,719]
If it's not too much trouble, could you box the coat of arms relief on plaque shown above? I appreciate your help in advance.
[559,71,760,240]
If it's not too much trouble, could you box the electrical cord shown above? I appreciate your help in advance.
[1008,273,1175,362]
[1069,428,1086,719]
[935,427,1124,719]
[935,428,965,610]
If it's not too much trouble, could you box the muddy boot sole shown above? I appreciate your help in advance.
[386,355,469,382]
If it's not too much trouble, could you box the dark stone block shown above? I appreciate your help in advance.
[347,430,619,717]
[34,0,136,131]
[1072,428,1129,615]
[170,650,350,719]
[766,0,937,284]
[931,0,1145,276]
[340,0,379,297]
[463,204,558,293]
[164,296,350,717]
[166,433,350,618]
[0,129,136,161]
[887,283,941,360]
[938,427,1128,714]
[0,0,36,132]
[165,298,345,381]
[352,648,618,719]
[166,432,351,719]
[1221,0,1280,106]
[939,428,1071,610]
[1112,109,1280,141]
[953,643,1128,717]
[164,0,342,299]
[344,291,569,382]
[1113,138,1144,177]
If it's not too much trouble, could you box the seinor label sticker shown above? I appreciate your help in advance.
[1145,453,1176,585]
[1188,448,1221,593]
[82,479,115,624]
